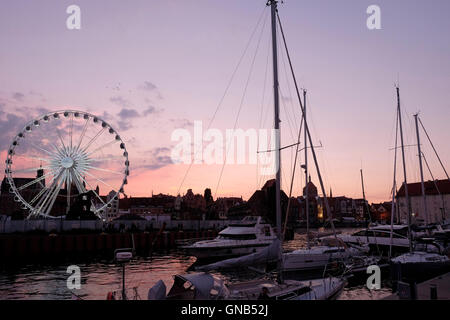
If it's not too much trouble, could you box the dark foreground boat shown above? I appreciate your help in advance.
[148,272,346,300]
[390,251,450,290]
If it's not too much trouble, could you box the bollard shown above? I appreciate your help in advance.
[430,284,438,300]
[163,232,169,249]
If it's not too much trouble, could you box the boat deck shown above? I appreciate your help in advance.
[227,279,305,299]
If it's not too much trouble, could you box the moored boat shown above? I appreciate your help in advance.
[180,216,277,262]
[281,237,369,279]
[149,272,346,300]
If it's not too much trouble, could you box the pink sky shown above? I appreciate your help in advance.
[0,0,449,203]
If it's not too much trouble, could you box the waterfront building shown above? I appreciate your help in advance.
[370,202,392,223]
[396,179,449,224]
[213,197,243,219]
[105,190,119,222]
[299,178,369,224]
[299,177,320,225]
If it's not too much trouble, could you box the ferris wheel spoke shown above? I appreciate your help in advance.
[76,117,90,151]
[34,171,63,215]
[30,124,66,160]
[42,178,64,216]
[16,170,57,191]
[83,170,116,192]
[70,169,87,194]
[56,129,68,154]
[14,154,51,163]
[28,169,62,205]
[81,127,106,154]
[24,141,55,157]
[70,113,74,149]
[73,169,107,206]
[85,139,118,157]
[29,177,56,205]
[66,173,72,214]
[88,155,125,162]
[84,165,124,175]
[11,166,53,174]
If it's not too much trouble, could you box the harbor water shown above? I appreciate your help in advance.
[0,229,393,300]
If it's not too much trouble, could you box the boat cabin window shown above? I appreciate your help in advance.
[218,234,257,240]
[324,249,345,254]
[373,231,390,238]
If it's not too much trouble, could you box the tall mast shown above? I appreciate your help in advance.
[276,9,337,238]
[270,0,282,240]
[360,169,369,221]
[414,114,429,225]
[389,106,399,259]
[304,89,310,248]
[397,86,413,253]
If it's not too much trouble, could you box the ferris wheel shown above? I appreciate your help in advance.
[4,110,129,219]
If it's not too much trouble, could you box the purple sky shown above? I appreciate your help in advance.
[1,0,449,202]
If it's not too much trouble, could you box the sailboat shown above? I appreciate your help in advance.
[277,78,368,280]
[282,237,369,279]
[155,272,345,300]
[389,87,450,291]
[148,0,346,300]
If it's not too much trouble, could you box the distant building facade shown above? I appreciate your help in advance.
[214,197,243,219]
[105,190,119,222]
[298,178,369,224]
[370,202,392,223]
[396,179,449,224]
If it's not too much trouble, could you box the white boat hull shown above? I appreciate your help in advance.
[282,252,349,272]
[182,242,273,260]
[337,234,410,254]
[227,277,347,300]
[180,216,277,261]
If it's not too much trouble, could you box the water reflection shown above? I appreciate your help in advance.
[0,228,393,300]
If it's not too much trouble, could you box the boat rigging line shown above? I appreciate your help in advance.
[282,106,304,240]
[276,9,338,239]
[214,7,269,199]
[176,6,268,196]
[418,116,450,182]
[360,168,382,258]
[421,152,447,221]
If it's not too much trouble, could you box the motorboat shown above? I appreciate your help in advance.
[281,237,369,279]
[180,216,277,262]
[149,272,346,300]
[337,225,412,255]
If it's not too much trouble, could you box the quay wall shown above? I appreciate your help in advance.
[0,219,241,234]
[0,230,218,263]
